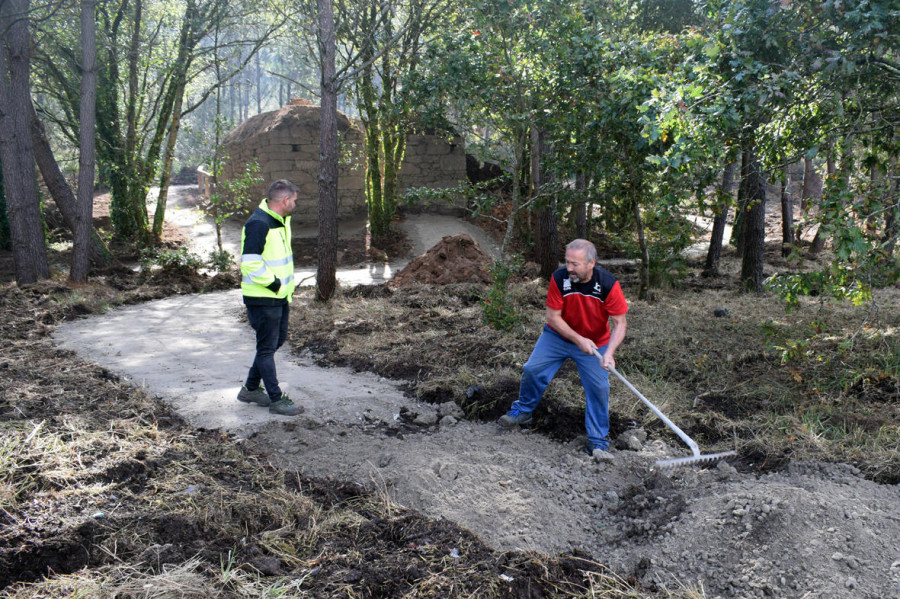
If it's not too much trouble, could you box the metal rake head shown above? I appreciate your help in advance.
[654,450,738,470]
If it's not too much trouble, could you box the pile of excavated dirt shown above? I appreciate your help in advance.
[255,418,900,599]
[388,233,493,287]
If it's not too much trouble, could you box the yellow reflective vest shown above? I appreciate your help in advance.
[240,199,295,304]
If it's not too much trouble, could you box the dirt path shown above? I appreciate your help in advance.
[51,187,900,598]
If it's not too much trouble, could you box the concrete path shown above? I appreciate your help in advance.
[60,185,503,433]
[53,290,411,433]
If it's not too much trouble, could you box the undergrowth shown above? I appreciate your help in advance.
[292,278,899,484]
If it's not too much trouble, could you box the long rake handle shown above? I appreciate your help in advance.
[593,349,701,459]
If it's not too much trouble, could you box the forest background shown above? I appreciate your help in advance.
[0,1,898,597]
[0,0,895,303]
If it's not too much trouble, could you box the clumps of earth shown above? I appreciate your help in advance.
[255,405,900,599]
[388,233,492,287]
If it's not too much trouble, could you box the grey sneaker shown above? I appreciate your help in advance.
[269,393,304,416]
[498,409,532,427]
[238,385,271,406]
[591,448,615,463]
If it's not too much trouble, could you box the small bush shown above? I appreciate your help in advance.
[482,256,524,331]
[140,247,205,273]
[207,249,235,272]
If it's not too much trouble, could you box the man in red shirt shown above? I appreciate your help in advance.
[499,239,628,461]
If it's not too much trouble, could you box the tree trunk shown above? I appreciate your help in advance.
[733,149,750,255]
[358,5,385,237]
[780,167,793,257]
[574,171,587,239]
[152,81,185,240]
[228,79,235,122]
[531,126,556,279]
[243,72,250,121]
[866,163,879,237]
[810,145,842,255]
[255,51,262,114]
[0,0,49,284]
[30,101,109,265]
[73,0,98,282]
[114,0,149,240]
[796,156,815,243]
[740,144,766,292]
[501,129,526,258]
[315,0,339,302]
[883,154,897,257]
[152,2,195,240]
[704,160,734,275]
[633,195,650,300]
[96,5,126,238]
[0,158,8,250]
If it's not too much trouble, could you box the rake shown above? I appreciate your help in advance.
[593,349,736,469]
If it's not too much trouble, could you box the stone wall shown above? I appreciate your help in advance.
[212,100,467,225]
[219,101,366,225]
[398,132,467,209]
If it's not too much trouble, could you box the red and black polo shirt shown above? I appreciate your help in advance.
[546,265,628,347]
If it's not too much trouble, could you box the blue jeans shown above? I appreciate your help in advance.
[245,303,289,401]
[511,326,611,451]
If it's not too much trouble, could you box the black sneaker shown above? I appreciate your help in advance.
[237,385,271,406]
[498,409,532,427]
[269,393,304,416]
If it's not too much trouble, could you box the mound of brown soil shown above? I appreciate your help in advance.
[388,234,493,287]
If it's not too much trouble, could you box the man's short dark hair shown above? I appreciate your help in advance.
[268,179,299,203]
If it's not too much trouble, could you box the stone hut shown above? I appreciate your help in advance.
[211,99,467,225]
[218,99,366,225]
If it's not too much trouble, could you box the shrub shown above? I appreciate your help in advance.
[482,256,524,331]
[207,249,235,272]
[140,246,205,273]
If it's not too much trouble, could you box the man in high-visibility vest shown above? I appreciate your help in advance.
[237,179,304,416]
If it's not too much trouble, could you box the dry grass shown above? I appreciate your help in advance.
[1,277,663,598]
[290,274,900,483]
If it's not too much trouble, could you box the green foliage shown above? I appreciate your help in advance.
[617,203,694,288]
[214,158,263,220]
[402,176,508,214]
[140,246,205,273]
[765,264,876,311]
[207,249,235,272]
[766,153,899,309]
[346,0,444,238]
[482,256,524,332]
[209,157,263,254]
[761,318,815,365]
[761,309,899,409]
